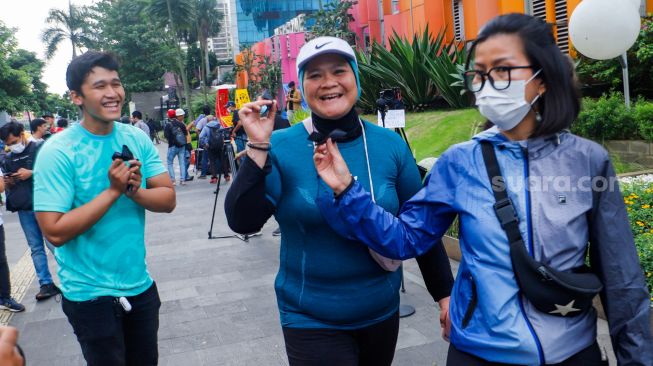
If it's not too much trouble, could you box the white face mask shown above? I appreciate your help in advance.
[474,69,542,131]
[9,142,25,154]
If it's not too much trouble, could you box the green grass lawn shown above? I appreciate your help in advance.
[363,108,485,161]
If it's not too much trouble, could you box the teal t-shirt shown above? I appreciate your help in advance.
[33,122,167,301]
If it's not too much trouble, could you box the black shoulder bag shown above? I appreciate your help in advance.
[480,141,603,317]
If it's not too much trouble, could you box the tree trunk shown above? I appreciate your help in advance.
[166,0,194,121]
[199,36,209,105]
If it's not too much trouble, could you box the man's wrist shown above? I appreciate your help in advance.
[106,187,122,200]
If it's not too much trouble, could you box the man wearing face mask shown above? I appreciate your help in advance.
[0,122,60,301]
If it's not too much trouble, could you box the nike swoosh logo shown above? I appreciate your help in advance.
[315,41,332,50]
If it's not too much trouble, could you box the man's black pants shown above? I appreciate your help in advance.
[62,282,161,366]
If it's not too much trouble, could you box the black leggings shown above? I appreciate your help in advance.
[446,341,606,366]
[282,312,399,366]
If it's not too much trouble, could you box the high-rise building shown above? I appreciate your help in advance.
[208,0,239,61]
[233,0,338,49]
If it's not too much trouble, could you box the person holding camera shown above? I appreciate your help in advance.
[33,51,175,366]
[225,36,453,366]
[313,14,652,366]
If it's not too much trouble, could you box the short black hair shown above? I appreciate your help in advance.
[120,116,130,124]
[202,105,211,115]
[30,118,47,132]
[66,51,120,94]
[42,112,54,118]
[465,13,580,137]
[0,122,24,142]
[57,118,68,128]
[288,81,295,88]
[132,111,142,119]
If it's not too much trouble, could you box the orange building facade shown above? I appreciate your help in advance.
[350,0,648,53]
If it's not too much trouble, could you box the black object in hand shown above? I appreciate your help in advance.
[111,145,135,161]
[111,145,136,191]
[260,90,273,117]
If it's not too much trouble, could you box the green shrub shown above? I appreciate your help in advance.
[289,108,310,125]
[622,181,653,299]
[634,234,653,299]
[634,100,653,142]
[572,93,640,141]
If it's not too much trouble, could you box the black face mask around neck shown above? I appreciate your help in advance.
[308,108,361,145]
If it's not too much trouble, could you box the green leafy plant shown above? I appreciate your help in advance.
[572,93,641,141]
[634,99,653,142]
[289,108,310,125]
[356,27,471,112]
[622,180,653,298]
[307,0,357,44]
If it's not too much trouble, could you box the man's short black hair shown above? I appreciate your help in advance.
[66,51,120,94]
[132,111,142,120]
[57,118,68,128]
[288,81,295,88]
[30,118,47,132]
[0,122,24,142]
[42,112,54,118]
[202,105,211,115]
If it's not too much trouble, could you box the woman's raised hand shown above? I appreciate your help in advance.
[313,138,353,195]
[238,100,276,143]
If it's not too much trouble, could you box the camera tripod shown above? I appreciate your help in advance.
[207,137,261,242]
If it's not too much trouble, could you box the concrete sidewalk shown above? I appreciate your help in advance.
[7,142,615,365]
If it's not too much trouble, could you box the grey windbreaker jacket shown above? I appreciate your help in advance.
[318,127,652,364]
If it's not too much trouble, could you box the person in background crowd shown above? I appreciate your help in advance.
[225,36,453,366]
[29,119,48,143]
[195,106,212,179]
[285,81,302,123]
[131,111,150,138]
[52,119,68,133]
[42,113,55,138]
[0,169,25,312]
[34,50,175,366]
[313,14,652,366]
[227,101,247,164]
[164,108,189,186]
[0,122,60,302]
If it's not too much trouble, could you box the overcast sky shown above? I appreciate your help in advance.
[1,0,97,95]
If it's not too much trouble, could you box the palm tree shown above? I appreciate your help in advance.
[194,0,223,102]
[41,2,93,60]
[148,0,196,119]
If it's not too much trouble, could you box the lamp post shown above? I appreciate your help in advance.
[569,0,641,109]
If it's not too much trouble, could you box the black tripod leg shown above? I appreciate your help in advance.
[207,173,223,239]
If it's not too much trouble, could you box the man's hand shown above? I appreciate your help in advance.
[12,168,31,181]
[125,160,142,198]
[0,327,24,366]
[108,159,130,195]
[2,176,15,189]
[438,296,451,342]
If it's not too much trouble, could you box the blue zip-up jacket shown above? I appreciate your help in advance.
[318,127,652,365]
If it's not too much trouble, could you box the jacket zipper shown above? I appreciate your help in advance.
[521,146,545,365]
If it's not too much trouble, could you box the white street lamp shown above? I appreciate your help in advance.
[569,0,641,108]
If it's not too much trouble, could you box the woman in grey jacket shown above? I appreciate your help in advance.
[313,13,652,366]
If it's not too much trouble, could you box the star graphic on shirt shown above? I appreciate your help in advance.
[549,300,581,316]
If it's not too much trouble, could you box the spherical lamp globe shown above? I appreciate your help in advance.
[569,0,641,60]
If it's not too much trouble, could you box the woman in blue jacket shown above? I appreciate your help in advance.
[314,14,652,366]
[224,37,454,365]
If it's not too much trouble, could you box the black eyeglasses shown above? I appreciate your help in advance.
[463,65,535,92]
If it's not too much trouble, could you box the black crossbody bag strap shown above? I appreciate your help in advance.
[479,141,525,248]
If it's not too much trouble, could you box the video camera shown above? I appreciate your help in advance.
[377,88,404,112]
[376,87,405,128]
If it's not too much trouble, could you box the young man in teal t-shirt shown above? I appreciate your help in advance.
[34,51,176,366]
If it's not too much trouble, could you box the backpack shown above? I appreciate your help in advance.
[172,124,186,147]
[207,126,224,153]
